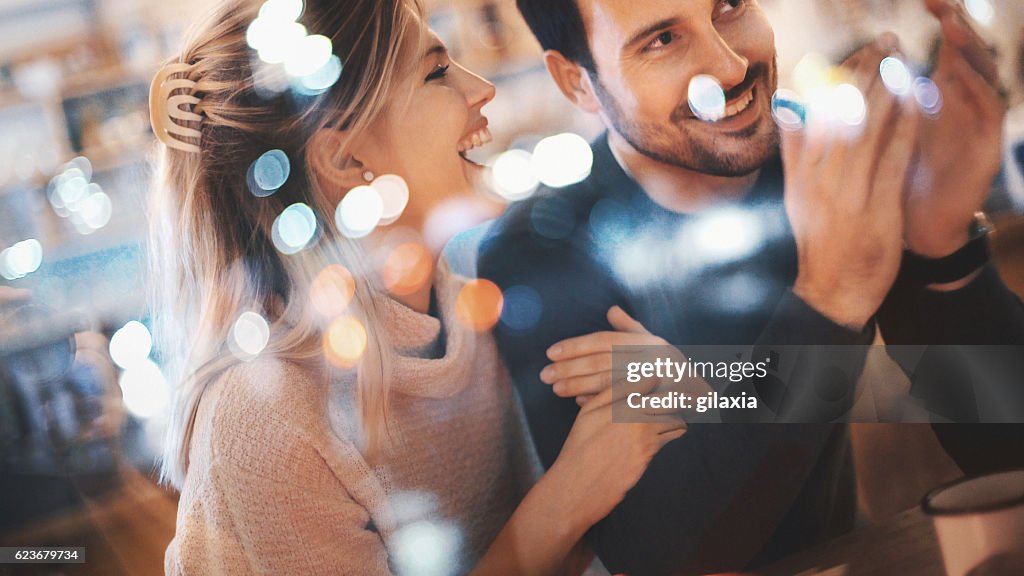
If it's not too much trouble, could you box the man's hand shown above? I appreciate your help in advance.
[781,37,921,330]
[904,0,1006,258]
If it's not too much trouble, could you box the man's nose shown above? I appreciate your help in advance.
[692,28,749,92]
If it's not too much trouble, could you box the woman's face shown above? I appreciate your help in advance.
[357,23,496,230]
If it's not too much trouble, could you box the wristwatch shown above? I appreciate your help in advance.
[902,213,992,285]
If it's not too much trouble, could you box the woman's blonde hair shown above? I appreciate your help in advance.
[150,0,421,488]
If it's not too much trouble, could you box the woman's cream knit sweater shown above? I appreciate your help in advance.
[164,261,540,575]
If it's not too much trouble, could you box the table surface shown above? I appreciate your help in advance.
[758,508,945,576]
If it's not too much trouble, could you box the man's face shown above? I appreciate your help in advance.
[578,0,779,176]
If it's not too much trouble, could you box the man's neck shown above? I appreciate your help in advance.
[607,129,760,214]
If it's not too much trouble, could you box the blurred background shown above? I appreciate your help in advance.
[0,0,1022,574]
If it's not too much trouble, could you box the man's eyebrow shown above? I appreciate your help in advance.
[623,17,680,51]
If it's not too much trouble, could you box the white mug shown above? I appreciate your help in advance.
[922,469,1024,576]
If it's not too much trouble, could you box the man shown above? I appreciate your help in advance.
[478,0,1024,573]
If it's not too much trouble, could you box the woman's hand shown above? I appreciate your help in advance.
[548,384,687,532]
[541,306,667,405]
[542,306,710,405]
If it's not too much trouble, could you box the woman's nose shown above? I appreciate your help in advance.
[457,63,496,109]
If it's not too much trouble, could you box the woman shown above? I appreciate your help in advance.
[151,0,683,573]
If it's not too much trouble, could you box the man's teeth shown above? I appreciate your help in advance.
[458,126,492,154]
[717,88,754,120]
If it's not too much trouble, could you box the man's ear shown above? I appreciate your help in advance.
[543,50,603,114]
[308,128,372,198]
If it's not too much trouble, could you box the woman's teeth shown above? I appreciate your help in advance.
[458,126,492,156]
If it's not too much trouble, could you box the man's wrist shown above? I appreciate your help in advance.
[792,283,870,332]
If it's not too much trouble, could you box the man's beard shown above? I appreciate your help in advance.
[592,59,780,177]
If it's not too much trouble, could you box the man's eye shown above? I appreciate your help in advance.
[647,31,677,50]
[426,64,450,82]
[714,0,744,19]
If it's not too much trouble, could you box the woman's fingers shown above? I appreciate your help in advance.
[541,353,611,384]
[552,372,612,398]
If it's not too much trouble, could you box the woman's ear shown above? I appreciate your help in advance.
[543,50,603,114]
[308,128,373,198]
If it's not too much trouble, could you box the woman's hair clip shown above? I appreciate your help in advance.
[149,62,204,154]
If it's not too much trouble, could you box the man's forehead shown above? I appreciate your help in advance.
[578,0,708,42]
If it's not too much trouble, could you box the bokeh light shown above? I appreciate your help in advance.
[0,239,43,280]
[119,359,170,420]
[792,53,833,96]
[489,149,538,200]
[247,0,342,97]
[293,54,343,95]
[249,149,291,196]
[310,264,356,318]
[232,311,271,358]
[531,133,593,188]
[391,520,460,576]
[688,208,763,264]
[834,84,867,127]
[879,57,912,97]
[336,185,384,238]
[272,203,318,254]
[912,77,943,117]
[373,174,410,224]
[965,0,994,26]
[78,188,113,230]
[47,160,115,233]
[324,316,367,368]
[109,320,153,369]
[500,285,542,331]
[284,34,333,78]
[383,243,434,297]
[688,74,726,122]
[771,89,806,131]
[455,279,503,332]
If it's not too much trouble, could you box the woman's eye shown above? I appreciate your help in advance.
[714,0,744,19]
[647,31,677,50]
[426,64,450,82]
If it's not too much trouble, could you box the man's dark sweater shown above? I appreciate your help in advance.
[477,133,1024,575]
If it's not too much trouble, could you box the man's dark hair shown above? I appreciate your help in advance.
[516,0,596,72]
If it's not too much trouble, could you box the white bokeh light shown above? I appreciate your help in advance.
[257,21,307,65]
[0,239,43,280]
[834,84,867,127]
[372,174,410,224]
[78,189,113,230]
[272,203,318,254]
[531,133,593,188]
[489,149,538,200]
[260,0,304,22]
[879,57,912,97]
[391,520,460,576]
[119,359,169,420]
[688,74,726,122]
[688,208,763,263]
[965,0,994,26]
[336,185,384,238]
[232,312,271,358]
[109,320,153,369]
[284,34,333,78]
[293,54,343,95]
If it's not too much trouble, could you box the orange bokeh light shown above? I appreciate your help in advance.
[382,243,434,297]
[455,279,504,332]
[310,264,356,318]
[323,316,368,369]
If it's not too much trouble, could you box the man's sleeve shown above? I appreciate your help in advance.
[479,224,838,575]
[879,260,1024,473]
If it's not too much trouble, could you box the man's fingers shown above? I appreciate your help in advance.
[938,9,999,86]
[951,48,1006,121]
[607,306,650,335]
[547,332,619,361]
[873,98,920,215]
